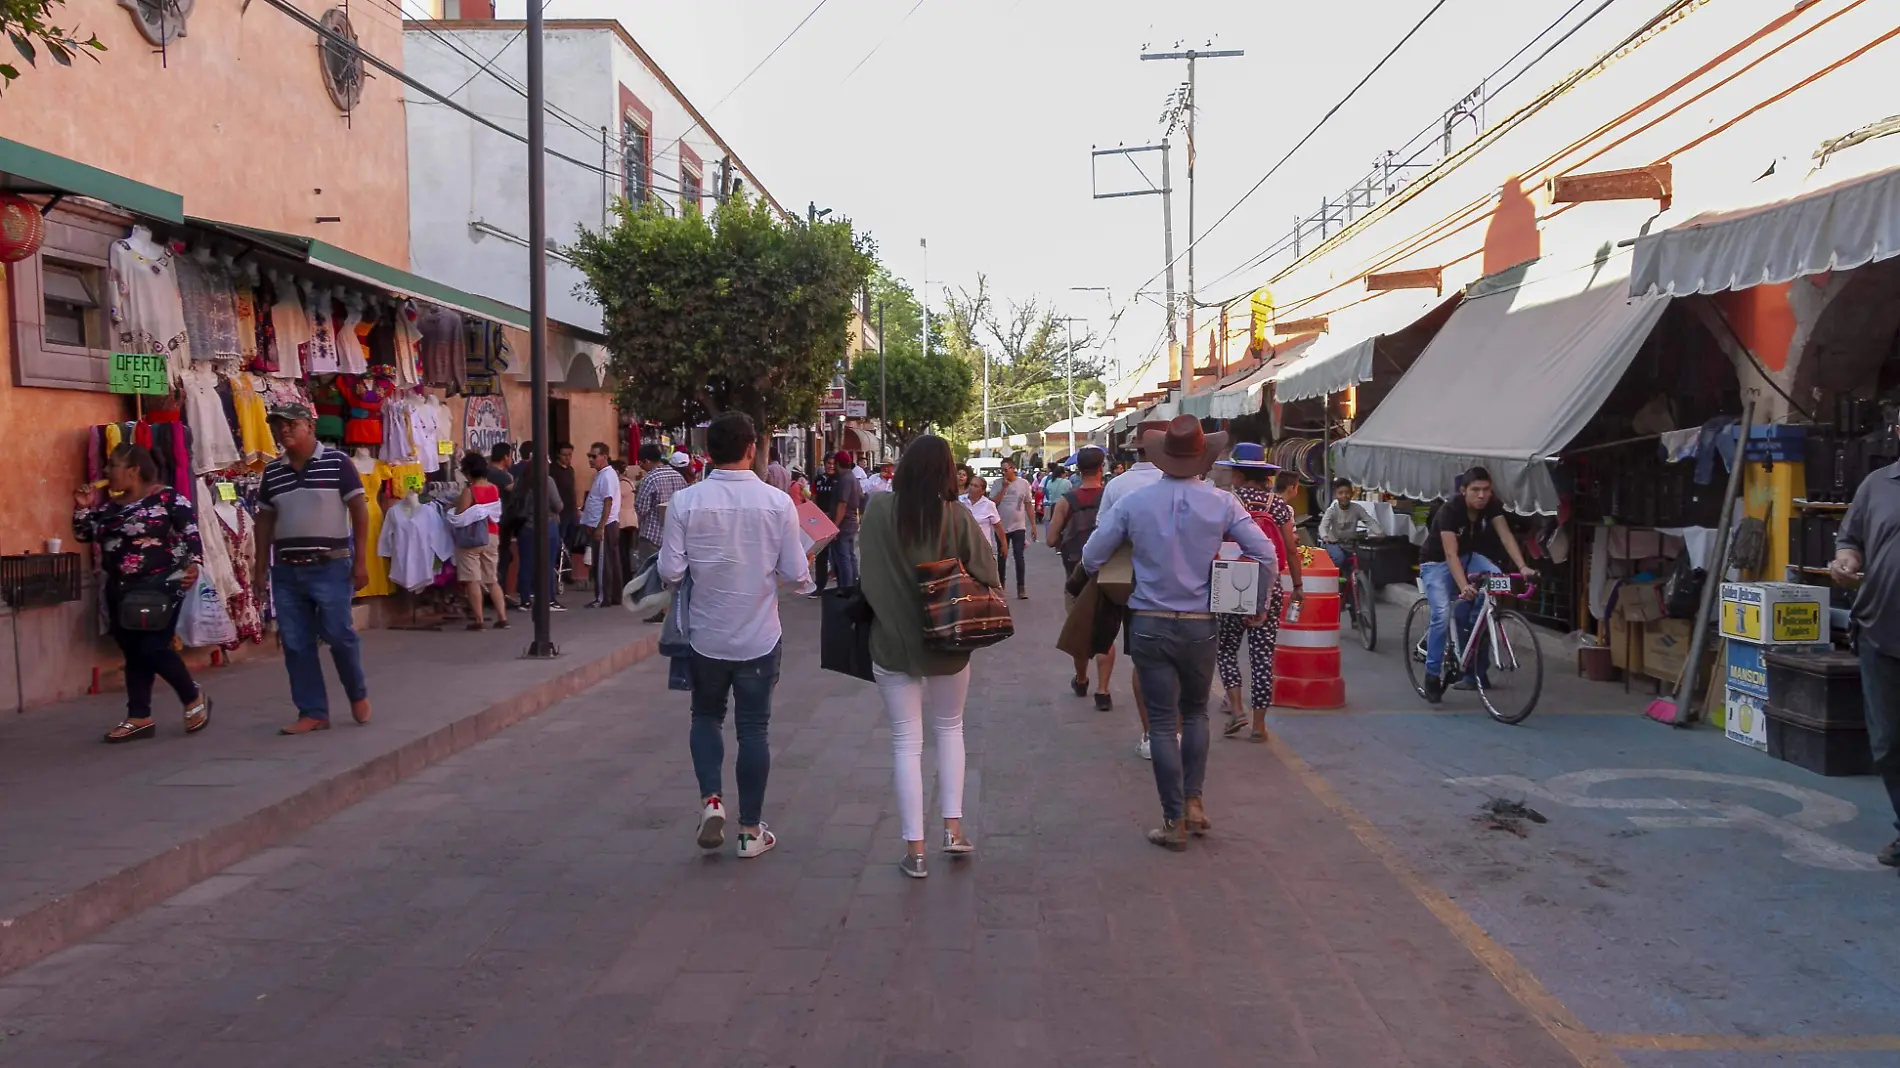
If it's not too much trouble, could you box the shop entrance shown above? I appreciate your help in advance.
[548,397,571,450]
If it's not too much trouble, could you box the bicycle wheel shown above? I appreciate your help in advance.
[1475,610,1544,725]
[1401,598,1432,698]
[1353,569,1377,652]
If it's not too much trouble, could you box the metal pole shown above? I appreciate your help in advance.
[1062,316,1077,460]
[600,126,609,230]
[526,0,555,657]
[1662,396,1758,726]
[878,300,887,460]
[1184,51,1197,397]
[1160,139,1178,380]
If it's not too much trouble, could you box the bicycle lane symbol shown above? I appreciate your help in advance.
[1445,768,1883,871]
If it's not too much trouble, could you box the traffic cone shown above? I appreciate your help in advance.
[1274,545,1345,709]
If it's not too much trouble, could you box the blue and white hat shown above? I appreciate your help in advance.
[1214,441,1280,470]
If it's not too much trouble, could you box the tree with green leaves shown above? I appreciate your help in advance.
[941,276,1106,454]
[845,267,974,448]
[568,194,873,457]
[3,0,104,92]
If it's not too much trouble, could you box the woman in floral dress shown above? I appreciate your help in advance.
[1214,446,1304,742]
[74,444,211,743]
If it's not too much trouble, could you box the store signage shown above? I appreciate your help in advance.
[463,395,509,457]
[818,385,847,416]
[1724,688,1769,751]
[1719,582,1828,645]
[1725,641,1769,700]
[215,482,238,503]
[108,353,169,396]
[437,438,454,457]
[845,399,868,418]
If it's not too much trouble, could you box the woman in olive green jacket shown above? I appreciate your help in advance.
[858,435,1004,879]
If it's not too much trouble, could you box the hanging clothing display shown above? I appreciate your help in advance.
[214,499,265,645]
[411,396,446,474]
[108,228,191,381]
[342,374,392,448]
[393,301,425,388]
[417,307,467,394]
[178,365,241,474]
[233,274,259,367]
[335,293,369,375]
[174,253,244,363]
[266,275,308,379]
[311,378,347,443]
[233,373,278,464]
[359,461,395,597]
[300,281,339,375]
[380,393,421,464]
[378,498,455,592]
[463,319,511,396]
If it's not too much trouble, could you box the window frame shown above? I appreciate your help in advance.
[679,144,703,215]
[618,85,654,205]
[7,199,131,392]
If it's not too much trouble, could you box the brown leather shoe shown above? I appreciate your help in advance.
[1184,798,1212,837]
[1147,819,1188,852]
[280,717,331,735]
[351,698,372,725]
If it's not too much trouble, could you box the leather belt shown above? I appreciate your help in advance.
[277,549,350,566]
[1132,610,1215,620]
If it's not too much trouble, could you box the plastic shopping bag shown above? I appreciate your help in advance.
[176,575,238,648]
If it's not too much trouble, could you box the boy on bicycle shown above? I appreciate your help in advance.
[1318,478,1376,571]
[1419,466,1534,703]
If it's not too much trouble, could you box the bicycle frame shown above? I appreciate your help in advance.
[1442,573,1535,681]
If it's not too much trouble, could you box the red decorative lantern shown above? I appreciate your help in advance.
[0,194,46,263]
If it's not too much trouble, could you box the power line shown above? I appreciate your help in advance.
[651,0,831,171]
[841,0,927,84]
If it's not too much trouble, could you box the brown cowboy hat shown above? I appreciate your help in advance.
[1142,415,1229,478]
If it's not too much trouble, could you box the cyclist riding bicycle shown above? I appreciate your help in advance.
[1419,465,1534,704]
[1317,477,1376,571]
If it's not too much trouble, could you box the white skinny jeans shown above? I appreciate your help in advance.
[873,664,971,843]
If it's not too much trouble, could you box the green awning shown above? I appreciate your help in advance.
[0,137,184,223]
[185,218,531,329]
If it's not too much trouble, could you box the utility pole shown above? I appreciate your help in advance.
[1090,143,1177,379]
[525,0,555,658]
[878,299,887,462]
[1057,316,1087,460]
[1143,45,1243,394]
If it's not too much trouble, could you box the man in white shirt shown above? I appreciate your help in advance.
[1095,420,1171,760]
[962,476,1001,553]
[990,458,1036,599]
[660,413,813,860]
[864,460,895,495]
[581,442,623,608]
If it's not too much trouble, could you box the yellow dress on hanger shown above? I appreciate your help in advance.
[358,461,394,598]
[235,374,279,464]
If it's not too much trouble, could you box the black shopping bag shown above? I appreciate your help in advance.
[820,586,876,682]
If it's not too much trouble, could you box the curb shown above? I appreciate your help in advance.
[0,634,659,979]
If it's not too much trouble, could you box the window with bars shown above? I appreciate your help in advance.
[622,115,650,203]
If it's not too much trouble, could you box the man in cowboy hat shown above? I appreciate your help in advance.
[1097,419,1172,759]
[1081,415,1279,851]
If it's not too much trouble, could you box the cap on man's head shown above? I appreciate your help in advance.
[669,451,692,469]
[834,451,854,466]
[267,402,314,422]
[1076,446,1106,472]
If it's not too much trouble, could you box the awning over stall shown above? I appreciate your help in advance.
[1270,292,1463,403]
[186,218,531,328]
[1193,337,1316,420]
[0,136,184,223]
[1630,151,1900,297]
[1332,249,1668,515]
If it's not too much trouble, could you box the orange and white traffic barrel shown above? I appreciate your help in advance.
[1275,545,1345,709]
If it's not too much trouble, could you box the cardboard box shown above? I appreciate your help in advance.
[1210,558,1268,615]
[1724,639,1770,700]
[1724,687,1769,751]
[1609,617,1641,673]
[795,500,839,557]
[1642,618,1695,685]
[1719,582,1828,646]
[1615,580,1667,622]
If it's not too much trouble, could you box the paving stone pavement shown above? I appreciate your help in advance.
[0,564,1581,1068]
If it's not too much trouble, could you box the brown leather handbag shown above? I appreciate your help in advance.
[916,506,1014,652]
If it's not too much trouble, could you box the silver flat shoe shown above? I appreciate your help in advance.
[942,830,974,856]
[899,853,928,879]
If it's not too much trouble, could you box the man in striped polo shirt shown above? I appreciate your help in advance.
[255,403,373,735]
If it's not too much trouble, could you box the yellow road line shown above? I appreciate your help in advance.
[1264,734,1623,1068]
[1601,1033,1900,1052]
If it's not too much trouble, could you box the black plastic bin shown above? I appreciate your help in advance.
[1765,650,1863,728]
[1764,704,1873,777]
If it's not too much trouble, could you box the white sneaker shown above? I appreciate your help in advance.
[1138,735,1152,761]
[736,823,776,859]
[696,797,726,850]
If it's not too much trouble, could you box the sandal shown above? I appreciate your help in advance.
[1249,729,1269,744]
[103,719,155,744]
[1222,714,1251,738]
[183,691,211,735]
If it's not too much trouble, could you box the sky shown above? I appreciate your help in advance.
[493,0,1649,387]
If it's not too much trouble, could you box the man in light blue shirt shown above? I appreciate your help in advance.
[1082,416,1278,851]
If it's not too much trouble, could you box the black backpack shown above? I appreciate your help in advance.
[1057,487,1104,568]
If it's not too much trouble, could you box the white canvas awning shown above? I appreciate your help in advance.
[1332,249,1669,515]
[1270,292,1463,403]
[1631,144,1900,298]
[1040,413,1114,437]
[1194,338,1316,420]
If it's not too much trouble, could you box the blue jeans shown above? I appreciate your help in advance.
[997,528,1028,590]
[1421,553,1497,677]
[271,558,367,720]
[689,643,782,828]
[1128,614,1219,821]
[1324,543,1350,570]
[1856,638,1900,832]
[516,523,562,604]
[830,532,860,589]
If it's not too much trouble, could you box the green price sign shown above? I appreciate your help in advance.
[109,353,170,396]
